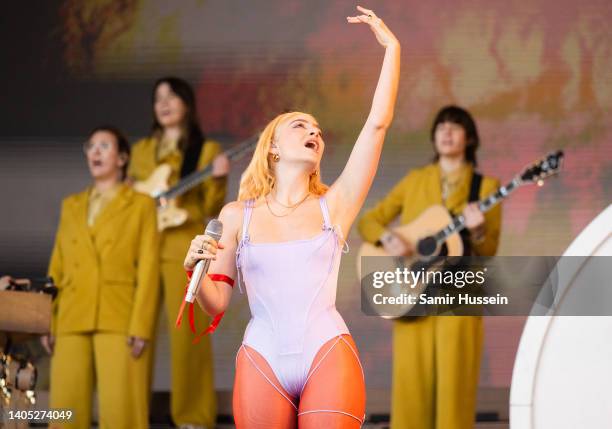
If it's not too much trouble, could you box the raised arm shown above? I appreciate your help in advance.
[327,5,401,235]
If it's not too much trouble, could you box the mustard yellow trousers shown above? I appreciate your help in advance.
[161,261,217,427]
[49,332,150,429]
[391,316,483,429]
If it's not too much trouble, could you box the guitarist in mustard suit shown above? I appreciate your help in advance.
[128,77,228,429]
[44,126,160,429]
[358,106,502,429]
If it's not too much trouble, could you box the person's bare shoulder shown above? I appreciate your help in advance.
[218,200,245,239]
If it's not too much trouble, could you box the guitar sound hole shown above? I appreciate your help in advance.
[417,236,437,257]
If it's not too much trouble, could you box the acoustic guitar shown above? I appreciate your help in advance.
[357,151,564,317]
[134,134,258,231]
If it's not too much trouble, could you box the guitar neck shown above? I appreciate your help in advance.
[434,177,521,242]
[159,135,258,201]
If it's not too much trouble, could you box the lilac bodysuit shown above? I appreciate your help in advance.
[235,197,362,408]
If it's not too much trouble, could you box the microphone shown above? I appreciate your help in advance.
[185,219,223,303]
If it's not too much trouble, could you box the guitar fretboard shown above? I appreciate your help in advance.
[159,135,259,201]
[433,178,520,243]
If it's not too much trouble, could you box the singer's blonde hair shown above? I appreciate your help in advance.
[238,112,328,201]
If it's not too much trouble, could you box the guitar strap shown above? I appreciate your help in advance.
[180,138,205,178]
[468,171,482,203]
[460,171,483,255]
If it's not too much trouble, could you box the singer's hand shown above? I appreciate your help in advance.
[347,5,399,49]
[184,234,225,271]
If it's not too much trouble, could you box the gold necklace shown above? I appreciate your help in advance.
[265,193,310,217]
[271,191,310,209]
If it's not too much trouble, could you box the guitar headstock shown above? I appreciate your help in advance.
[518,150,564,185]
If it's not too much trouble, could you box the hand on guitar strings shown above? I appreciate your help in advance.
[379,231,414,257]
[211,153,230,178]
[462,202,486,241]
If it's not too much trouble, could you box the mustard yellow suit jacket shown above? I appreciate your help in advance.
[48,184,160,339]
[128,138,227,262]
[358,163,502,256]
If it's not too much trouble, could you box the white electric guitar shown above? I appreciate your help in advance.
[134,134,258,231]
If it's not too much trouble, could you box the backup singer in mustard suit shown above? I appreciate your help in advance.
[46,126,160,429]
[128,77,228,429]
[358,106,501,429]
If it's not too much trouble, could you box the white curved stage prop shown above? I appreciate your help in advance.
[510,204,612,428]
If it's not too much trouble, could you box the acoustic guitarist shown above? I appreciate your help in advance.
[358,105,502,429]
[128,77,228,429]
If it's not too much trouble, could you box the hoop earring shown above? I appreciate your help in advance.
[272,153,280,162]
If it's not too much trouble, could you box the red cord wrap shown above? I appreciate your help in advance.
[175,270,235,344]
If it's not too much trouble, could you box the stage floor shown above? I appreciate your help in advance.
[143,423,510,429]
